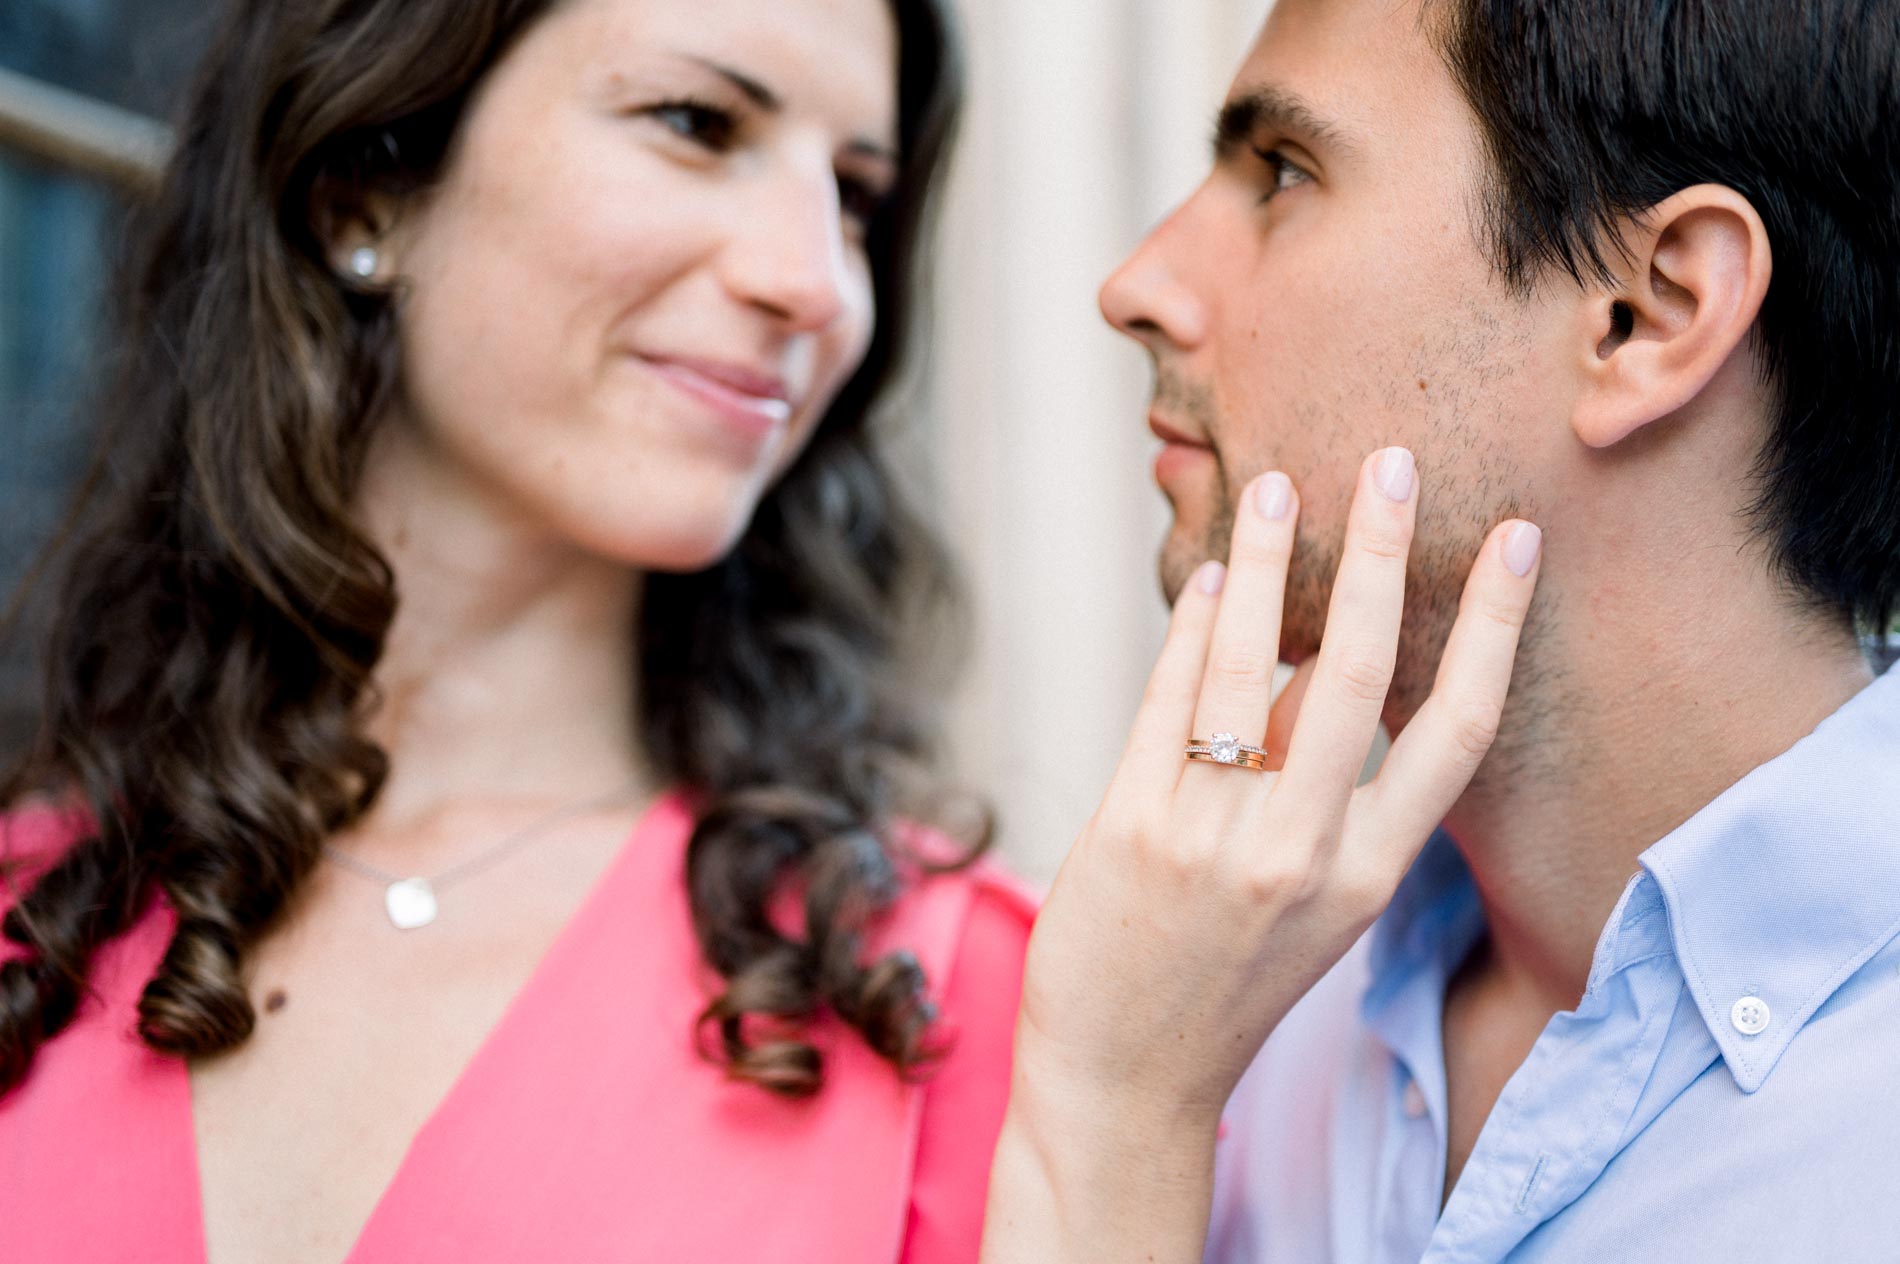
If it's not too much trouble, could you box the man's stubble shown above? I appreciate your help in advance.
[1152,337,1565,780]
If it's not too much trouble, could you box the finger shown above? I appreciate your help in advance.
[1278,448,1419,820]
[1360,518,1542,853]
[1189,472,1300,758]
[1262,656,1319,769]
[1114,559,1228,795]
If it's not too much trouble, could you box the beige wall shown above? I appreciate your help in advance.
[922,0,1274,883]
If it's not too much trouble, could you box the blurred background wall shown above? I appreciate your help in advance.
[0,0,1270,882]
[925,0,1273,880]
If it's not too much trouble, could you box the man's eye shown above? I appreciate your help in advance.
[646,100,738,150]
[1253,147,1313,203]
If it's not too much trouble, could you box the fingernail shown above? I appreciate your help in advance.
[1197,560,1228,595]
[1503,522,1543,577]
[1376,448,1416,503]
[1254,472,1293,521]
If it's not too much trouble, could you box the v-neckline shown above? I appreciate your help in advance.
[182,790,683,1264]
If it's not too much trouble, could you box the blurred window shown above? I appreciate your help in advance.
[0,1,206,744]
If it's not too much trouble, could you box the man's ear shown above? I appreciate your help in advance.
[1570,185,1773,449]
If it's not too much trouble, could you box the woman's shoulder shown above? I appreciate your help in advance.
[958,854,1041,925]
[877,824,1039,1045]
[884,831,1038,1262]
[887,821,1040,956]
[0,798,92,906]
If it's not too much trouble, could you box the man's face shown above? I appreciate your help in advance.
[1102,0,1571,707]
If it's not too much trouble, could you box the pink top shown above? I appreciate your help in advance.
[0,794,1036,1262]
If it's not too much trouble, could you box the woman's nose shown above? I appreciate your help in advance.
[722,167,853,334]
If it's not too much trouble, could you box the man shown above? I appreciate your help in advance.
[984,0,1900,1259]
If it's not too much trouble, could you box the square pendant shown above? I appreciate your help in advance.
[385,877,439,930]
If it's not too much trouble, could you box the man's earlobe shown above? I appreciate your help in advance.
[1570,185,1773,450]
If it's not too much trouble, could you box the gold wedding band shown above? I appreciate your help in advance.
[1185,749,1269,771]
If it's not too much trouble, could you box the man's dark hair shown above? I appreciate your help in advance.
[1434,0,1900,635]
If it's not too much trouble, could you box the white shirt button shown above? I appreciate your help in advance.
[1402,1080,1428,1120]
[1731,995,1772,1036]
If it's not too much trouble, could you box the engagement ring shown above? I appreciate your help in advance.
[1184,732,1269,770]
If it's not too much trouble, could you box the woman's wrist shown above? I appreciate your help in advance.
[1005,1007,1232,1139]
[981,1048,1222,1264]
[1003,1042,1224,1156]
[983,1085,1219,1263]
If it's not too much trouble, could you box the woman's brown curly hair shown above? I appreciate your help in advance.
[0,0,983,1100]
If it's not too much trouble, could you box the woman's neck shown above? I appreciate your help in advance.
[350,420,654,831]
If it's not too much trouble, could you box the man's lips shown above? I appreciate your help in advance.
[1151,413,1217,487]
[1148,414,1212,450]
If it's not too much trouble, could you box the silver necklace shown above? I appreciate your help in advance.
[321,786,640,930]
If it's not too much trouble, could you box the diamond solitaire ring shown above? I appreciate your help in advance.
[1184,732,1270,770]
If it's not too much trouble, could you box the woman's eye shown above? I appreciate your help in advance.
[646,100,738,151]
[1253,147,1313,203]
[837,176,891,232]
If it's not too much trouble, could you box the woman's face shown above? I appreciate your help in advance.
[378,0,899,570]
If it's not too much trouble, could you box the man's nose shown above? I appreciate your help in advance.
[1098,201,1210,352]
[723,166,852,333]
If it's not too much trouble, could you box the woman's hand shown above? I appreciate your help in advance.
[982,449,1541,1261]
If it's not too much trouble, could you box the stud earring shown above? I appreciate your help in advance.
[348,246,380,280]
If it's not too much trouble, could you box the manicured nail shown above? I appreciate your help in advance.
[1197,560,1228,595]
[1254,472,1293,521]
[1376,448,1416,503]
[1503,521,1543,577]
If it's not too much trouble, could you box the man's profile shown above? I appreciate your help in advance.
[984,0,1900,1258]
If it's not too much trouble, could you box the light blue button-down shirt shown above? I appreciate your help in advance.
[1206,664,1900,1262]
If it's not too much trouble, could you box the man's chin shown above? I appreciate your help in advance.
[1157,521,1216,607]
[1157,548,1199,607]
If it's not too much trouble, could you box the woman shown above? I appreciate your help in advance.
[0,0,1031,1260]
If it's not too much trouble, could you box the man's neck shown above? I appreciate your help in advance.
[1435,584,1874,1014]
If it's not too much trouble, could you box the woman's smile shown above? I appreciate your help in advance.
[637,351,798,447]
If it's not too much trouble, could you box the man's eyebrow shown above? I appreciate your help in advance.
[682,53,899,165]
[1212,85,1359,162]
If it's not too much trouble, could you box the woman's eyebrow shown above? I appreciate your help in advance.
[679,52,898,164]
[683,54,782,111]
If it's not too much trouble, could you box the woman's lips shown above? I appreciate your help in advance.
[642,356,795,443]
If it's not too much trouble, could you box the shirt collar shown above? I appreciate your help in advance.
[1361,664,1900,1096]
[1361,828,1485,1088]
[1367,828,1482,997]
[1641,664,1900,1092]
